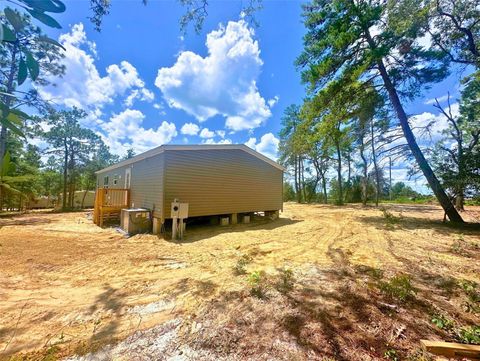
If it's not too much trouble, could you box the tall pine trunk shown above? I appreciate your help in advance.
[62,145,68,210]
[335,140,343,205]
[322,174,328,204]
[300,156,307,202]
[370,120,380,207]
[294,155,301,203]
[377,60,463,221]
[359,138,368,206]
[0,43,19,211]
[362,27,464,222]
[456,142,465,211]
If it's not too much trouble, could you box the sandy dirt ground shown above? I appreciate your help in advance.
[0,203,479,360]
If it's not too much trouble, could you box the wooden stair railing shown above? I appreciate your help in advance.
[93,188,130,226]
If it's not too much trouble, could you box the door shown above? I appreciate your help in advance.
[124,168,131,207]
[125,168,131,189]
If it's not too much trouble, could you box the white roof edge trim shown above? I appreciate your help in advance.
[95,144,285,174]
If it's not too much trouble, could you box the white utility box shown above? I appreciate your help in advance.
[121,208,151,235]
[171,201,189,219]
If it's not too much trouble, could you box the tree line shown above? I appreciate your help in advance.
[0,2,134,211]
[279,0,479,222]
[1,0,479,218]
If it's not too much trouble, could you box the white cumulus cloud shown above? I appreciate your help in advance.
[38,23,154,109]
[424,94,451,105]
[244,132,279,161]
[101,109,177,155]
[199,128,215,138]
[155,20,272,132]
[181,122,200,136]
[203,138,233,144]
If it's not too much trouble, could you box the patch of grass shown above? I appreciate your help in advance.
[247,270,268,298]
[405,349,433,361]
[459,279,480,314]
[378,274,415,302]
[233,254,253,275]
[380,207,402,229]
[384,348,399,360]
[456,325,480,345]
[276,267,295,293]
[450,234,479,256]
[431,314,454,331]
[367,267,384,280]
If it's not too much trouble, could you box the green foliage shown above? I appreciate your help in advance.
[431,314,454,331]
[247,270,268,298]
[459,279,480,314]
[456,325,480,345]
[384,349,399,361]
[233,254,253,275]
[1,5,66,160]
[430,72,480,211]
[283,182,296,202]
[378,274,415,302]
[42,107,117,210]
[428,0,480,67]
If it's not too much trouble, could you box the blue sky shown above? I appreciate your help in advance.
[32,0,469,193]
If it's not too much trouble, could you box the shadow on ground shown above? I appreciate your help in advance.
[163,216,302,244]
[180,242,479,361]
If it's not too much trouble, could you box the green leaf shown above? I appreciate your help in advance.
[25,51,40,80]
[6,112,21,124]
[22,0,66,13]
[18,58,28,85]
[26,9,62,29]
[0,117,24,137]
[0,103,8,118]
[38,35,65,50]
[9,108,30,120]
[4,8,25,32]
[0,24,17,42]
[0,182,26,197]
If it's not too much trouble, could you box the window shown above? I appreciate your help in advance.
[113,174,118,185]
[103,176,109,188]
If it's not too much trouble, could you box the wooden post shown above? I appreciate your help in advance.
[172,216,178,240]
[231,213,238,225]
[153,217,161,234]
[420,340,480,359]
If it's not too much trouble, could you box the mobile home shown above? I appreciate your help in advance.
[95,144,284,230]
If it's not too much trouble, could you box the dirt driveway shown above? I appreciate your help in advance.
[0,203,479,360]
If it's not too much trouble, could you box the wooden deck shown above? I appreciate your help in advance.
[93,188,130,227]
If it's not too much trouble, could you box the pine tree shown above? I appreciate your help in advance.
[297,0,464,222]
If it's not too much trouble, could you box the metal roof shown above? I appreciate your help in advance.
[95,144,285,174]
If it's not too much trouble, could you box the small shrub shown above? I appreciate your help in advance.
[456,325,480,345]
[384,349,399,360]
[431,314,454,331]
[459,279,480,314]
[379,274,415,302]
[276,267,295,293]
[247,270,268,298]
[233,254,253,275]
[368,267,384,280]
[450,240,466,255]
[380,207,401,228]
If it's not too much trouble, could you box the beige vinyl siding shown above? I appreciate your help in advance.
[96,153,164,218]
[163,149,282,218]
